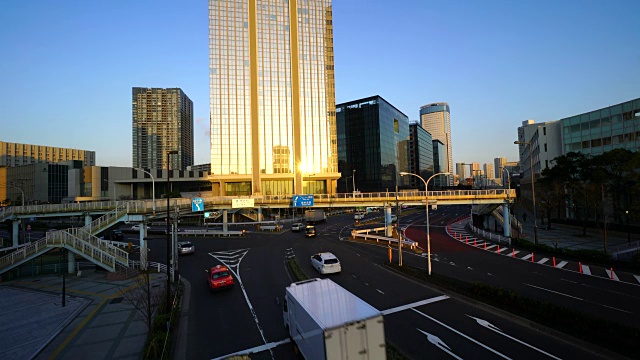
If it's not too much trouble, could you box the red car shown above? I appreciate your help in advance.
[205,265,235,291]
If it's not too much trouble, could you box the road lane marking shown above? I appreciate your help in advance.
[634,275,640,284]
[511,250,520,256]
[210,338,291,360]
[467,315,562,360]
[521,254,533,261]
[412,308,512,359]
[605,269,620,281]
[377,289,385,295]
[581,265,591,275]
[485,245,497,250]
[555,261,568,268]
[496,247,509,253]
[382,295,449,315]
[537,258,549,264]
[524,283,583,300]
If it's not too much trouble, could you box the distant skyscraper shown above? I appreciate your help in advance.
[484,163,494,179]
[408,123,434,190]
[132,87,194,170]
[455,162,466,180]
[420,102,452,186]
[494,157,507,178]
[209,0,338,196]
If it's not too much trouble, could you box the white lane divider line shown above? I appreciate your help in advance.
[555,261,568,269]
[521,254,533,261]
[524,283,583,300]
[634,275,640,284]
[581,265,591,275]
[382,295,449,315]
[605,269,620,281]
[377,289,385,295]
[537,258,549,264]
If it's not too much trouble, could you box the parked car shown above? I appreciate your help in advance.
[311,252,341,274]
[305,225,316,238]
[205,265,235,291]
[178,241,195,255]
[291,223,304,232]
[131,224,150,231]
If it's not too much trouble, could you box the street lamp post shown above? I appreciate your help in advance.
[344,175,352,194]
[626,210,631,244]
[135,168,156,214]
[8,183,25,207]
[165,150,178,313]
[352,169,356,194]
[514,140,538,245]
[400,171,450,275]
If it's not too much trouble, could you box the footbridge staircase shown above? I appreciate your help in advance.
[0,204,131,275]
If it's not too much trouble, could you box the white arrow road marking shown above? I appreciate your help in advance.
[417,329,462,360]
[210,249,275,360]
[467,315,562,359]
[412,308,512,359]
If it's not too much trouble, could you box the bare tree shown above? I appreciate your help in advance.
[122,270,165,332]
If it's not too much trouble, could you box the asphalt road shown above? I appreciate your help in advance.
[142,212,617,360]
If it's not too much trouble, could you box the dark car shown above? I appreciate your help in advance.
[110,230,124,240]
[305,225,316,238]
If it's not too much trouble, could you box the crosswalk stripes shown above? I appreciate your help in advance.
[556,261,568,269]
[605,269,620,281]
[581,265,591,275]
[537,257,549,264]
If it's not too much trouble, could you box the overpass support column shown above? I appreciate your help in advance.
[257,208,262,222]
[12,220,20,246]
[222,210,228,233]
[67,250,75,274]
[84,214,92,227]
[503,204,511,238]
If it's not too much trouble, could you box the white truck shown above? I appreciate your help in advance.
[305,209,326,224]
[283,278,386,360]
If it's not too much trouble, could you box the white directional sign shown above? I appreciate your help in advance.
[232,198,255,208]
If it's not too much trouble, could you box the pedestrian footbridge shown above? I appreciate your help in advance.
[0,189,514,274]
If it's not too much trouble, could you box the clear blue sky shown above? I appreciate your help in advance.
[1,0,639,169]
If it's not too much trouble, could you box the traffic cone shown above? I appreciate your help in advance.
[474,239,477,246]
[553,257,556,267]
[484,242,487,250]
[512,248,515,258]
[579,262,582,273]
[497,245,500,253]
[610,267,614,280]
[531,253,534,262]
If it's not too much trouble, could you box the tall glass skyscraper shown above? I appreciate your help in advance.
[209,0,339,196]
[420,102,453,186]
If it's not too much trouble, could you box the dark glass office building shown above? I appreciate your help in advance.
[337,96,410,193]
[433,140,447,188]
[408,124,434,190]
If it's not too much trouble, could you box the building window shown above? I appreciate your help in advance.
[544,143,547,152]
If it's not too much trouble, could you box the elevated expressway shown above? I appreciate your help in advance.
[0,189,515,275]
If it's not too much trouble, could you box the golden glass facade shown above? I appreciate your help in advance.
[209,0,338,196]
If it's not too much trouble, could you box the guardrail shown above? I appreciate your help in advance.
[468,222,512,246]
[351,228,421,251]
[610,241,640,258]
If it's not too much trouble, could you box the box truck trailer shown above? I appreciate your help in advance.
[283,278,386,360]
[305,209,326,224]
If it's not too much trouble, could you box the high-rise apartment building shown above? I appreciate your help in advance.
[484,163,494,180]
[420,102,453,185]
[132,87,194,171]
[0,141,95,168]
[455,162,466,180]
[209,0,339,196]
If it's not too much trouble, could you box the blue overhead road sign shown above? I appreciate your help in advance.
[191,197,204,212]
[292,195,314,207]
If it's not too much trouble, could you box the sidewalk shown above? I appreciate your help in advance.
[0,270,166,360]
[501,208,636,253]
